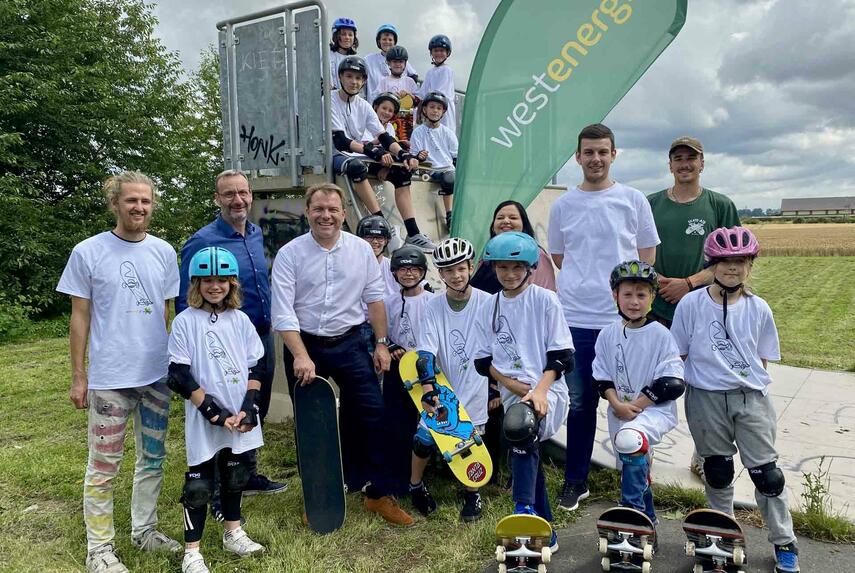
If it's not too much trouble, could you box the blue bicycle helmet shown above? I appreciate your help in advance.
[376,23,398,48]
[189,247,240,279]
[483,231,539,267]
[332,17,357,34]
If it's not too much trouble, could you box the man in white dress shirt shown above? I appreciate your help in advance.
[271,182,414,526]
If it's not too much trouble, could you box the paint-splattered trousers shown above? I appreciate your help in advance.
[84,379,171,552]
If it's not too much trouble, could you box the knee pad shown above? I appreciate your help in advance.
[438,170,455,195]
[614,428,649,456]
[503,402,539,445]
[181,470,214,510]
[703,455,735,489]
[221,458,251,493]
[344,158,368,182]
[412,434,435,459]
[386,166,410,188]
[748,462,785,497]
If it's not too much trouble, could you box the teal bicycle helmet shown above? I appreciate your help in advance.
[189,247,239,279]
[483,231,539,267]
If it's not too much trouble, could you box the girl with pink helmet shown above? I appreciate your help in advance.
[670,226,800,573]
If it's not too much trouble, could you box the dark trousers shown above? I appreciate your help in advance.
[185,449,251,542]
[512,436,553,521]
[563,327,601,486]
[484,403,508,484]
[284,330,390,499]
[382,360,419,496]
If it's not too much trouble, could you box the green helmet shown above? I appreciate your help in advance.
[609,260,659,292]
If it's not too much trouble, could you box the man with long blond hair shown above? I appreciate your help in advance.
[57,171,181,573]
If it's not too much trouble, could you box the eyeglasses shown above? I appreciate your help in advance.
[366,236,387,243]
[396,267,422,274]
[219,190,251,200]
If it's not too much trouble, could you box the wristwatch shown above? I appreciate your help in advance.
[376,337,391,347]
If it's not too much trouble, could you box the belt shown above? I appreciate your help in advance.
[300,325,359,347]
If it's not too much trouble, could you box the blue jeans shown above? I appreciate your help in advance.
[511,436,553,522]
[620,453,656,522]
[563,327,601,485]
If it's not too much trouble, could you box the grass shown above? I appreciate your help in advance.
[790,457,855,543]
[750,223,855,256]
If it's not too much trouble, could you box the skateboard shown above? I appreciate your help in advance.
[399,350,493,488]
[596,507,656,572]
[294,376,345,534]
[683,509,747,573]
[495,514,552,573]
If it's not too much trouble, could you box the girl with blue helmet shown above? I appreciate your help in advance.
[329,17,358,89]
[167,246,268,573]
[474,231,575,554]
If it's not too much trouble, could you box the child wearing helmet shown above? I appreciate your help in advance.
[167,247,267,573]
[356,215,399,354]
[362,92,402,147]
[329,17,359,90]
[417,34,457,130]
[376,45,420,114]
[365,24,419,102]
[407,238,493,522]
[473,232,574,553]
[410,90,458,232]
[381,246,438,496]
[591,260,685,529]
[330,56,436,253]
[671,226,800,573]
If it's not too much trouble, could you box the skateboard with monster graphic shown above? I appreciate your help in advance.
[399,349,492,488]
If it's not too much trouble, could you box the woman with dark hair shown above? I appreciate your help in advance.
[470,201,556,294]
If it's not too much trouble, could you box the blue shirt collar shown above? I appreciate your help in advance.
[215,214,256,238]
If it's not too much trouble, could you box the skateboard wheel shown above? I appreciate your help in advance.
[642,543,654,561]
[421,173,430,182]
[641,561,651,573]
[442,451,452,463]
[692,564,703,573]
[473,433,483,446]
[732,546,745,565]
[685,541,695,556]
[495,546,506,563]
[537,565,547,573]
[541,546,551,564]
[598,537,608,555]
[600,556,611,571]
[498,564,507,573]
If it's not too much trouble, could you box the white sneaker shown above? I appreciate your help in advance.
[223,527,266,557]
[86,545,129,573]
[181,551,210,573]
[131,528,182,553]
[405,232,437,253]
[388,225,404,251]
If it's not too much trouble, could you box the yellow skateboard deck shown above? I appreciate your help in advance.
[399,350,493,488]
[496,514,552,540]
[495,514,552,572]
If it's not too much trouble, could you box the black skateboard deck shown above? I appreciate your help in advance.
[683,509,746,573]
[294,376,345,534]
[596,506,655,572]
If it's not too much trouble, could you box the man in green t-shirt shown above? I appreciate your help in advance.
[647,136,740,326]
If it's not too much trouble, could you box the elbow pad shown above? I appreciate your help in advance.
[167,362,200,400]
[474,356,493,378]
[377,132,396,149]
[595,379,615,399]
[332,130,353,152]
[543,348,574,377]
[248,360,266,381]
[641,376,685,404]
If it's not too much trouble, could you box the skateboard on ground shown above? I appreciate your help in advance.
[683,509,747,573]
[294,376,345,534]
[399,350,492,488]
[495,514,553,573]
[596,506,656,572]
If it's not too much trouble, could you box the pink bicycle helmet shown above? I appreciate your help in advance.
[704,226,760,261]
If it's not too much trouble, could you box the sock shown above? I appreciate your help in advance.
[404,218,420,237]
[409,481,424,490]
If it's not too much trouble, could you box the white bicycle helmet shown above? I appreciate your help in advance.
[432,237,474,268]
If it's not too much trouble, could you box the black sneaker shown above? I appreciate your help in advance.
[557,481,589,511]
[409,482,437,516]
[243,474,288,496]
[210,501,246,526]
[460,491,482,523]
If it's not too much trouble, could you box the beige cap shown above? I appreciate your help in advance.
[669,136,704,155]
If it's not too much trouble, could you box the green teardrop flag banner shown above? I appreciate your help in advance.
[454,0,688,254]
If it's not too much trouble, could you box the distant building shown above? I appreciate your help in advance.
[780,197,855,216]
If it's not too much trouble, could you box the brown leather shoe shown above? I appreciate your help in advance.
[364,495,414,526]
[302,511,309,526]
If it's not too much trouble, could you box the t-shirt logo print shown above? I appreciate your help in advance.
[709,321,750,375]
[120,261,153,309]
[615,344,633,400]
[685,218,706,236]
[206,331,241,384]
[399,312,417,349]
[450,329,470,375]
[495,316,522,369]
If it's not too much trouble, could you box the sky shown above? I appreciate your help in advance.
[151,0,855,209]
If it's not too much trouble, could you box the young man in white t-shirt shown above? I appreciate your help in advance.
[330,56,436,253]
[410,92,458,232]
[547,123,660,512]
[56,171,181,573]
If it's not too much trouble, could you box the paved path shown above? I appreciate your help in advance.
[548,363,855,518]
[483,500,855,573]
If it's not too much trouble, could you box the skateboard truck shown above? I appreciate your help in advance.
[686,534,745,566]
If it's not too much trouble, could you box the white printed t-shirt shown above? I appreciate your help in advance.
[592,320,683,448]
[365,52,418,101]
[361,121,396,145]
[330,90,385,155]
[418,288,492,426]
[376,74,420,105]
[410,123,458,169]
[418,64,456,129]
[671,288,780,394]
[384,289,437,350]
[547,183,660,330]
[169,307,265,466]
[362,256,398,320]
[476,285,574,440]
[56,231,179,390]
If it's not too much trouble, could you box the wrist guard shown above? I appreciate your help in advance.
[398,151,414,163]
[198,394,233,426]
[488,384,501,402]
[240,388,260,427]
[364,145,386,161]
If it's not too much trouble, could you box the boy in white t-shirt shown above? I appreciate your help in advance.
[474,232,575,553]
[365,25,419,102]
[671,227,800,573]
[381,246,437,496]
[167,247,267,573]
[410,91,458,232]
[418,34,456,130]
[356,215,398,352]
[547,123,660,512]
[408,238,492,522]
[375,46,420,112]
[592,261,684,528]
[330,56,437,254]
